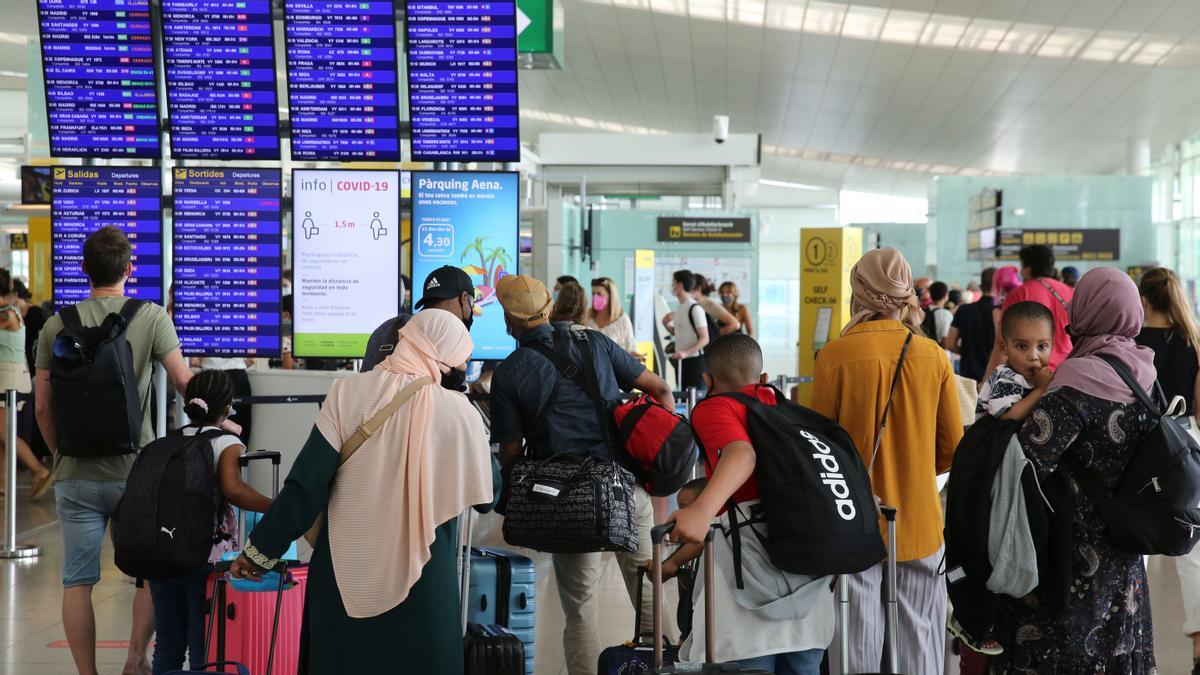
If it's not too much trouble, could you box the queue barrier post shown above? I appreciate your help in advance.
[0,389,38,559]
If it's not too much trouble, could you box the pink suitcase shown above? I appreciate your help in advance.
[205,565,307,675]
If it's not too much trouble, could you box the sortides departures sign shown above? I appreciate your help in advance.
[796,227,862,406]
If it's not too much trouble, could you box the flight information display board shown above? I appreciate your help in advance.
[411,171,518,360]
[172,167,282,357]
[406,0,521,162]
[161,0,281,160]
[293,170,401,357]
[52,167,163,308]
[37,0,161,158]
[283,0,401,161]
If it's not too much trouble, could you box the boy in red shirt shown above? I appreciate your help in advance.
[667,334,833,673]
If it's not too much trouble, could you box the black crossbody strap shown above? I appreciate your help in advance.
[527,329,617,452]
[1096,354,1160,415]
[118,298,145,326]
[60,304,82,330]
[869,332,913,475]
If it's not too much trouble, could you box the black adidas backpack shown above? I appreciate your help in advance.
[50,299,145,458]
[705,385,885,578]
[111,428,229,580]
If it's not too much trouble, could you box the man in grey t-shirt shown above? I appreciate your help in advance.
[35,226,193,675]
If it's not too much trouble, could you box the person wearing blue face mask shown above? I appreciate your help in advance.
[553,275,580,302]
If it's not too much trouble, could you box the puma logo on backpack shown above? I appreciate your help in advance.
[160,527,176,540]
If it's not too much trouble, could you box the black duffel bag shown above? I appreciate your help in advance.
[503,454,638,553]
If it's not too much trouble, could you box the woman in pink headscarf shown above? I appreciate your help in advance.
[992,267,1158,673]
[229,309,499,674]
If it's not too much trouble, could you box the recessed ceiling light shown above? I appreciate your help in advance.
[758,178,827,191]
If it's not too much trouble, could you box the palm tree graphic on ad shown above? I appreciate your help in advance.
[461,236,513,318]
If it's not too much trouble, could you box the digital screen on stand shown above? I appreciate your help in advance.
[172,167,282,357]
[292,169,401,358]
[283,0,401,161]
[406,0,521,162]
[52,167,163,309]
[161,0,281,160]
[37,0,161,158]
[411,171,519,361]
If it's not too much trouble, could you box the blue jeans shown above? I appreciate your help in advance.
[733,648,825,675]
[149,565,211,675]
[54,479,126,587]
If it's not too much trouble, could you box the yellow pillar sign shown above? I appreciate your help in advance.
[633,249,656,372]
[28,217,51,305]
[795,227,862,406]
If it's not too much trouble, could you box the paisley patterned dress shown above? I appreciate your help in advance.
[991,386,1157,674]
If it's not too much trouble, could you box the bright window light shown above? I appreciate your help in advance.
[1080,34,1136,61]
[804,1,847,35]
[839,190,928,225]
[841,5,888,41]
[759,178,827,191]
[1037,28,1093,58]
[880,10,928,44]
[919,16,969,47]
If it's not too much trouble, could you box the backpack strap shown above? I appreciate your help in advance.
[685,305,707,355]
[869,332,913,475]
[60,304,82,330]
[118,299,146,327]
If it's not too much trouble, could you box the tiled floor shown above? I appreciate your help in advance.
[0,478,1193,675]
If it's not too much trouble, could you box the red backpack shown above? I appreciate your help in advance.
[613,395,696,496]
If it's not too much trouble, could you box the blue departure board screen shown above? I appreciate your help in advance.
[283,0,401,161]
[52,167,163,309]
[162,0,281,160]
[37,0,161,158]
[406,0,520,162]
[172,167,282,357]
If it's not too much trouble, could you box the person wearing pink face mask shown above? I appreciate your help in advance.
[586,277,643,361]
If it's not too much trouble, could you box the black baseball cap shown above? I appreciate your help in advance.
[415,266,474,309]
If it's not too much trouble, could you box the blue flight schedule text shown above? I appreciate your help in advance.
[284,0,401,161]
[52,167,163,309]
[172,167,283,357]
[37,0,161,158]
[162,0,281,160]
[406,0,521,162]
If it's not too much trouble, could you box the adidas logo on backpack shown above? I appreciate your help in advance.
[800,429,856,521]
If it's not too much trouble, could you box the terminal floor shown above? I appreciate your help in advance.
[0,478,1193,675]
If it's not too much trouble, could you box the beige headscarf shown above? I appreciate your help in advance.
[319,309,492,618]
[842,248,925,336]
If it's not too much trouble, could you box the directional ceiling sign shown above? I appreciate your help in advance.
[516,0,551,54]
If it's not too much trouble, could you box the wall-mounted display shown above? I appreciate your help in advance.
[407,0,521,162]
[284,0,401,161]
[161,0,281,160]
[37,0,161,158]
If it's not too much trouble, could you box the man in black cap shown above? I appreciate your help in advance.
[360,265,477,371]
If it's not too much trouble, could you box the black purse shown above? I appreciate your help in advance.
[502,328,639,553]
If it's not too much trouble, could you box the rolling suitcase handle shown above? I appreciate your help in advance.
[881,505,899,675]
[207,559,289,675]
[458,508,474,636]
[651,523,715,669]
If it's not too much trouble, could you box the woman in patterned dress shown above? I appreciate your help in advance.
[992,267,1159,674]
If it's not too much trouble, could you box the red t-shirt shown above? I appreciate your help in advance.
[691,384,776,504]
[1002,278,1075,369]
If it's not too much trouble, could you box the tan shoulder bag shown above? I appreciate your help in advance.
[303,376,432,546]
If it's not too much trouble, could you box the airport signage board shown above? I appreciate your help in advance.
[52,167,163,309]
[284,0,402,161]
[292,169,401,358]
[37,0,161,158]
[657,217,751,243]
[406,0,522,162]
[161,0,282,160]
[411,171,519,361]
[989,228,1121,262]
[172,167,282,357]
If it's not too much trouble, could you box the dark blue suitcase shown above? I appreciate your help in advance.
[599,572,680,674]
[465,624,525,675]
[468,547,536,675]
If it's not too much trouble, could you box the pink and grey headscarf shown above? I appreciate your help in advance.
[1049,267,1157,404]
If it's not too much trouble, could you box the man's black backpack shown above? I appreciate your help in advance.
[50,299,145,458]
[111,428,229,580]
[1066,355,1200,556]
[704,385,885,580]
[685,304,721,350]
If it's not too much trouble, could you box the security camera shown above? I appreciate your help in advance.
[713,115,729,144]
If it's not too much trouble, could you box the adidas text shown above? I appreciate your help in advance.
[800,429,857,520]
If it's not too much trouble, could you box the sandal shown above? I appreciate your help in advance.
[30,471,53,500]
[948,615,1004,656]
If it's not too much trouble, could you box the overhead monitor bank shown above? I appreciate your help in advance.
[411,171,519,361]
[292,170,402,358]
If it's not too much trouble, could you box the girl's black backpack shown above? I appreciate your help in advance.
[111,428,227,580]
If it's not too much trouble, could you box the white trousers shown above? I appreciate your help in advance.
[552,486,657,675]
[830,546,947,675]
